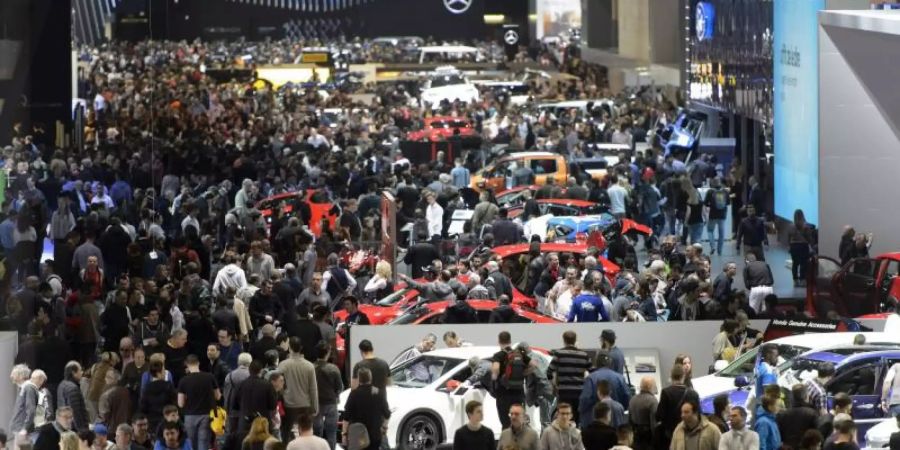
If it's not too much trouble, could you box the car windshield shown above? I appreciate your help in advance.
[430,75,466,87]
[390,355,465,388]
[375,288,413,306]
[430,120,468,128]
[387,306,428,325]
[717,344,811,378]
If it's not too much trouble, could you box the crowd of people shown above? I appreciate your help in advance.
[0,22,875,450]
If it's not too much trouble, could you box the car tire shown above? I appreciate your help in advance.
[399,413,441,450]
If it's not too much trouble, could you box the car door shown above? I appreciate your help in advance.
[531,158,559,186]
[826,358,882,425]
[841,258,880,318]
[808,256,842,318]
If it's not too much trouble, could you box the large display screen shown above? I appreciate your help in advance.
[536,0,582,39]
[687,0,774,122]
[773,0,823,224]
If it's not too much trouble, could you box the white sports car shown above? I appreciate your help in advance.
[338,346,548,450]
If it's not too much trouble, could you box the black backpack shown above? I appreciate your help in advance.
[500,348,527,390]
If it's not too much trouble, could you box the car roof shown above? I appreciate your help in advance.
[875,252,900,261]
[798,344,900,364]
[838,349,900,367]
[769,332,895,348]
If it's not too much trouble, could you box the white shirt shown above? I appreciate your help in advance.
[426,202,444,238]
[287,435,330,450]
[718,428,759,450]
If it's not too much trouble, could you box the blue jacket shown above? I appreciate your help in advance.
[754,410,781,450]
[578,367,631,429]
[154,438,193,450]
[754,360,778,397]
[568,293,610,322]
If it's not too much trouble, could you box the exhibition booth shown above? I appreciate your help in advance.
[818,9,900,258]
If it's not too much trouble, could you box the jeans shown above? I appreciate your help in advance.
[314,403,339,450]
[688,223,704,245]
[185,415,211,450]
[706,219,725,254]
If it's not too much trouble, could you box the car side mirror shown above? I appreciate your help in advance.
[734,376,750,388]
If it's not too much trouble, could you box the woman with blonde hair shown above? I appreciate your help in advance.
[60,431,81,450]
[242,417,278,450]
[363,260,393,301]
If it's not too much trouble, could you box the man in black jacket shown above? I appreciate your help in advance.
[33,406,74,450]
[490,208,523,246]
[403,230,441,279]
[282,304,323,362]
[488,296,516,323]
[236,361,277,434]
[101,290,132,352]
[442,298,478,324]
[57,362,89,431]
[581,402,617,450]
[524,242,545,297]
[777,385,818,449]
[485,261,513,302]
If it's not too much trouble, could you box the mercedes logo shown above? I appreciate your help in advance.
[504,30,519,46]
[443,0,472,14]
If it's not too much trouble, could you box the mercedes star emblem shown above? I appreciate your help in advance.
[443,0,472,14]
[504,29,519,45]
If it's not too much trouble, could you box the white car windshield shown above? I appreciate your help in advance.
[429,75,467,88]
[390,355,465,388]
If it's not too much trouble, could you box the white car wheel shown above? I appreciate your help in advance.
[399,414,441,450]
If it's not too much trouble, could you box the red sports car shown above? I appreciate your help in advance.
[332,283,421,325]
[405,116,479,142]
[387,299,561,324]
[256,190,338,237]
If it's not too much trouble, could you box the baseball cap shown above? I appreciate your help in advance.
[93,424,108,436]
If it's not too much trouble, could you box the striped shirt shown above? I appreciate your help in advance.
[549,346,591,396]
[804,378,827,414]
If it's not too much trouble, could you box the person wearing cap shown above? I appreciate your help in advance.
[92,423,114,450]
